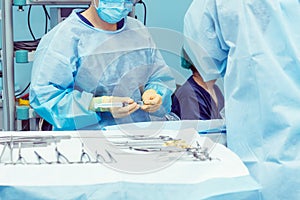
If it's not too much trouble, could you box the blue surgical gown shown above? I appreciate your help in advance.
[30,10,175,130]
[184,0,300,199]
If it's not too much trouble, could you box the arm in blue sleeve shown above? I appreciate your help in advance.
[144,49,176,116]
[30,42,100,130]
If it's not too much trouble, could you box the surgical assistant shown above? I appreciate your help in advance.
[172,50,224,120]
[172,76,224,120]
[184,0,300,199]
[30,0,175,130]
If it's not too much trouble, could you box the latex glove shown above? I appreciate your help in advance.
[89,96,140,118]
[141,89,162,113]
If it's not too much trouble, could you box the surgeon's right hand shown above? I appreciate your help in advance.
[89,96,140,118]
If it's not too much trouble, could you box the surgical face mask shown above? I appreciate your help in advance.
[94,0,134,24]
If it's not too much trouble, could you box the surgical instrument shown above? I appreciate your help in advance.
[34,151,50,164]
[198,128,226,134]
[15,142,27,164]
[94,100,144,109]
[94,150,116,163]
[80,143,91,163]
[55,146,70,164]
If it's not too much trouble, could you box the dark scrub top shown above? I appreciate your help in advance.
[171,76,224,120]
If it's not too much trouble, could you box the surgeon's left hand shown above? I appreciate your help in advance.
[141,89,162,113]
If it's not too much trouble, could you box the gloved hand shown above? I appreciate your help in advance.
[89,96,140,118]
[141,89,162,113]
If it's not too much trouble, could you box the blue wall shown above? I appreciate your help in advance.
[1,0,193,92]
[138,0,193,84]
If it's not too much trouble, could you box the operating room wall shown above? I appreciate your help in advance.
[0,0,193,94]
[138,0,194,85]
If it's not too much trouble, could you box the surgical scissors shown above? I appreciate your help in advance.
[15,142,27,164]
[80,143,91,163]
[55,146,70,164]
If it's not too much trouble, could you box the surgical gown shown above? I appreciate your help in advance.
[184,0,300,199]
[30,10,175,130]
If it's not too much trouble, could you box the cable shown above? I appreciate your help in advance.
[138,0,147,25]
[44,8,48,34]
[27,5,50,40]
[27,5,36,40]
[14,39,40,51]
[42,5,51,34]
[15,82,31,97]
[17,6,50,51]
[42,5,51,20]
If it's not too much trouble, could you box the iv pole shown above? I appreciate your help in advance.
[0,0,90,131]
[1,0,15,131]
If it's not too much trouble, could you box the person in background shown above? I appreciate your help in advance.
[171,49,224,120]
[184,0,300,199]
[30,0,175,130]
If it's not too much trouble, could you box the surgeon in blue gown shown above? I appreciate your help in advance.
[30,0,175,130]
[184,0,300,199]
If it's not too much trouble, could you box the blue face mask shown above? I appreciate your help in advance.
[94,0,133,24]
